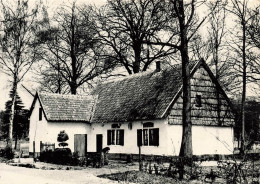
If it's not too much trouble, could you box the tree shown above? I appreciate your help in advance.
[34,62,69,94]
[247,8,260,49]
[227,0,259,152]
[0,0,39,148]
[36,3,114,94]
[95,0,177,74]
[207,0,232,125]
[57,130,69,148]
[0,110,5,139]
[2,90,29,149]
[247,7,260,82]
[145,0,219,160]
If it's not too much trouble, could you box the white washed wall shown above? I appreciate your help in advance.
[29,100,234,155]
[88,119,170,155]
[167,125,234,155]
[29,99,90,153]
[29,100,48,153]
[192,126,234,155]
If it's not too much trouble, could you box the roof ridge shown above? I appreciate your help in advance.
[38,92,92,99]
[102,69,155,85]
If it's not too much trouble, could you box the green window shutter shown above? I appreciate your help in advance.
[107,130,111,145]
[154,128,159,146]
[137,129,142,147]
[119,130,124,146]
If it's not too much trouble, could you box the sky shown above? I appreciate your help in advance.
[0,0,106,110]
[0,0,259,110]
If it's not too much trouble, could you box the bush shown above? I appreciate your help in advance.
[0,146,14,160]
[39,148,73,165]
[39,149,54,163]
[53,148,72,165]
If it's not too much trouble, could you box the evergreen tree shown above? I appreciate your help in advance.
[2,90,29,149]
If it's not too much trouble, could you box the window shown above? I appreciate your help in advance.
[39,107,43,121]
[137,128,159,146]
[195,95,202,107]
[107,129,124,146]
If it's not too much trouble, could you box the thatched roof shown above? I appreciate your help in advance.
[30,59,235,124]
[91,64,185,123]
[31,92,95,122]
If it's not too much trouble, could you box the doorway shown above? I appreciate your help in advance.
[96,134,103,152]
[74,134,87,157]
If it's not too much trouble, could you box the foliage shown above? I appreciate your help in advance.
[0,146,14,160]
[233,100,260,143]
[39,148,73,165]
[0,90,29,141]
[0,0,40,147]
[57,130,69,148]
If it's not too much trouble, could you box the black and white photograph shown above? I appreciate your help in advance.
[0,0,259,183]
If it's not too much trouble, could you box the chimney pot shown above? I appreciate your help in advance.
[156,61,161,72]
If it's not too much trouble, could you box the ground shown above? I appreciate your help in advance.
[1,157,260,184]
[0,158,138,184]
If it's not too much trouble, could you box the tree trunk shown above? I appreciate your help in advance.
[8,79,17,149]
[15,134,18,150]
[177,0,193,158]
[70,81,77,95]
[214,45,222,125]
[241,21,247,153]
[133,42,141,73]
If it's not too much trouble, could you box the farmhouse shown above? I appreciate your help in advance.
[29,59,236,157]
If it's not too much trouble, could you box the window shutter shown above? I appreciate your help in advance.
[137,129,142,147]
[119,130,124,146]
[154,128,159,146]
[107,130,111,145]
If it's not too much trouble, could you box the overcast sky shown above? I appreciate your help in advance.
[0,0,259,110]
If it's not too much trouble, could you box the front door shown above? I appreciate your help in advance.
[74,134,87,157]
[96,134,103,152]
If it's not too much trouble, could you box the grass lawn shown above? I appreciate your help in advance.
[99,160,260,184]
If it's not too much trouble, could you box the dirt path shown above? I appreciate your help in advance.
[0,163,120,184]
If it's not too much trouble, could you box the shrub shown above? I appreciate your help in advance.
[70,151,80,166]
[57,130,69,148]
[39,148,73,165]
[52,148,72,165]
[0,146,14,160]
[39,149,54,163]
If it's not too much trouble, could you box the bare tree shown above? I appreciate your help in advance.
[146,0,218,159]
[207,0,228,125]
[36,3,115,94]
[0,0,39,148]
[95,0,177,74]
[247,8,260,49]
[227,0,259,152]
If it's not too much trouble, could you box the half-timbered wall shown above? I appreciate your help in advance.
[169,65,235,126]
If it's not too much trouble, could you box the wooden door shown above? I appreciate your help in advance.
[96,134,103,152]
[74,134,87,157]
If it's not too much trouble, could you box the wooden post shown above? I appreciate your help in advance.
[33,141,35,162]
[139,146,142,171]
[18,140,21,163]
[40,141,42,152]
